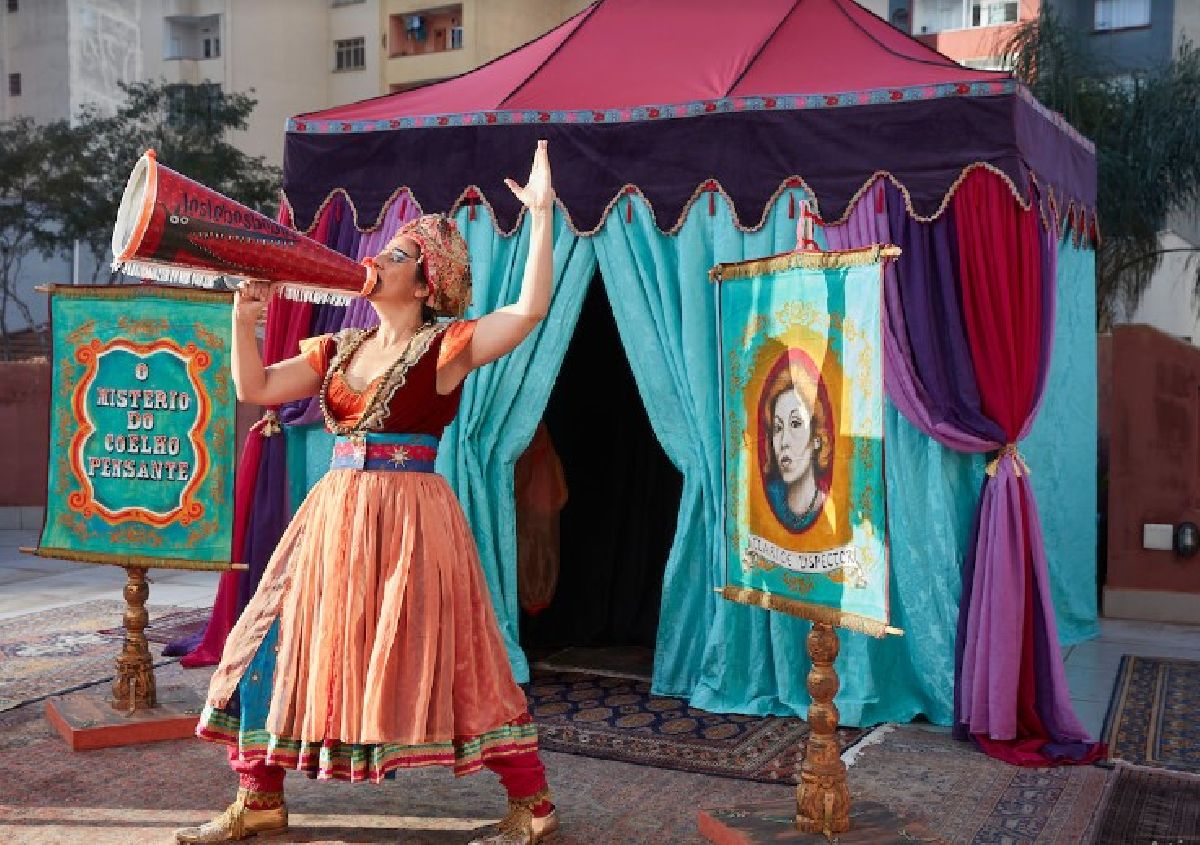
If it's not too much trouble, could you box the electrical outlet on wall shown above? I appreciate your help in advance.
[1143,523,1174,551]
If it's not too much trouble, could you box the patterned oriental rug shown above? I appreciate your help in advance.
[0,600,182,712]
[1102,654,1200,773]
[1088,763,1200,844]
[97,606,211,646]
[526,670,866,784]
[843,725,1111,843]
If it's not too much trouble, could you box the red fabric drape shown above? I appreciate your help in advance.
[951,170,1102,766]
[953,170,1044,441]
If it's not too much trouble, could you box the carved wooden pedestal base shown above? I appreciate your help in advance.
[796,622,850,835]
[44,564,202,750]
[112,566,156,713]
[700,623,924,844]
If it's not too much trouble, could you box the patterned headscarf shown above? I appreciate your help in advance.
[381,214,472,317]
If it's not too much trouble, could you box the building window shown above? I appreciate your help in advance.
[388,5,464,58]
[8,73,20,96]
[971,1,1017,27]
[164,15,221,60]
[7,0,17,13]
[334,37,366,71]
[1095,0,1150,31]
[913,0,1020,34]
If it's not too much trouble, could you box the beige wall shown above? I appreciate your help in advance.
[141,0,335,166]
[330,0,383,108]
[1175,0,1200,55]
[0,0,71,123]
[383,0,592,91]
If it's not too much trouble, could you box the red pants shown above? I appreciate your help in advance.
[229,746,549,801]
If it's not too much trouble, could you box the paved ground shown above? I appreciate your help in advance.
[5,525,1200,844]
[6,525,1200,739]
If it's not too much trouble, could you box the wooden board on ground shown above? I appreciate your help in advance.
[45,683,203,751]
[699,800,937,845]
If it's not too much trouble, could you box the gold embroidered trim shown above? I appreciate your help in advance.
[281,164,1094,243]
[283,186,426,236]
[709,244,901,282]
[27,546,242,571]
[318,323,449,435]
[509,787,552,811]
[719,586,903,638]
[42,284,234,303]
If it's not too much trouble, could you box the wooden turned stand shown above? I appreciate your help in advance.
[795,622,850,835]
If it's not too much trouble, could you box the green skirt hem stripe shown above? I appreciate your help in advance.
[196,705,539,781]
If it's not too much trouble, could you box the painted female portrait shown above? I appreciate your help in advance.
[757,350,834,533]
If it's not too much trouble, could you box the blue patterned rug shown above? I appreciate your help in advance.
[1089,763,1200,844]
[1102,654,1200,773]
[527,670,867,784]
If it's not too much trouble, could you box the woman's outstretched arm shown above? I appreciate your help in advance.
[231,281,322,406]
[462,139,556,370]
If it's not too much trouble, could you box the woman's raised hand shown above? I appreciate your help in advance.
[233,280,271,327]
[504,140,555,214]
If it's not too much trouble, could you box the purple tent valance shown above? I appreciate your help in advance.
[282,91,1095,242]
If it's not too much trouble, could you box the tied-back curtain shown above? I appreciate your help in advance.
[847,169,1099,765]
[437,206,596,680]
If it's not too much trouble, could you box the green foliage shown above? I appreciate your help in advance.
[67,80,282,281]
[1002,11,1200,327]
[0,80,281,357]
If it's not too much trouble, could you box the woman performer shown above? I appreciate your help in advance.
[174,141,559,845]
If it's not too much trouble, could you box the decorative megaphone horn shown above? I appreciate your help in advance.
[111,150,377,304]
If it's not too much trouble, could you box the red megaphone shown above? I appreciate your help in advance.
[112,150,377,302]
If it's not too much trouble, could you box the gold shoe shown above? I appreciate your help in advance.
[174,788,288,843]
[468,791,559,845]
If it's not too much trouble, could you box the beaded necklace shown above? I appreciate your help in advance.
[318,322,443,436]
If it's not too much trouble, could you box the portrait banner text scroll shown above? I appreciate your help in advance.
[712,247,898,637]
[37,285,237,569]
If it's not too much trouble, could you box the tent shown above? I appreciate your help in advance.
[184,0,1100,764]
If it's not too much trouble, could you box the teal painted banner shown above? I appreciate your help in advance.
[39,285,236,567]
[713,249,895,637]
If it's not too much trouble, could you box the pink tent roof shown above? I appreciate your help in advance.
[283,0,1093,238]
[299,0,1004,122]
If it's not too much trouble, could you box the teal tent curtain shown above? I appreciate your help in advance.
[435,207,597,681]
[292,200,1096,724]
[591,190,830,708]
[1023,238,1099,645]
[590,193,1096,725]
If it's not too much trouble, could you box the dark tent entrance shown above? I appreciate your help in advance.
[519,270,683,670]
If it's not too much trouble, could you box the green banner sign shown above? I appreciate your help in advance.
[38,285,236,568]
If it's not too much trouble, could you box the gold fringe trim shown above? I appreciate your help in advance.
[710,245,901,282]
[281,163,1094,243]
[719,586,902,638]
[26,546,245,571]
[42,284,234,304]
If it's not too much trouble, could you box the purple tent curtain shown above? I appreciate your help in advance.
[824,174,1101,766]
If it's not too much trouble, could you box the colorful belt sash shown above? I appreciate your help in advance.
[330,433,439,472]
